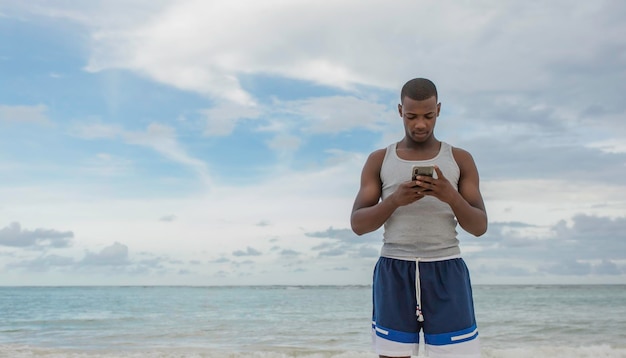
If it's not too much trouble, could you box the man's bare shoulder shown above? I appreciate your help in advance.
[451,145,480,178]
[369,147,387,160]
[451,146,475,163]
[364,147,388,167]
[361,148,388,177]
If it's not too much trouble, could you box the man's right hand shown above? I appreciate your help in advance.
[389,180,426,207]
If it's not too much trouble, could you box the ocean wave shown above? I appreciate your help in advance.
[2,344,626,358]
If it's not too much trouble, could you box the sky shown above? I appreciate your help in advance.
[1,0,625,286]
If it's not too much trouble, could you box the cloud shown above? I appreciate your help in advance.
[137,256,167,270]
[80,1,380,102]
[279,249,301,257]
[540,259,593,276]
[255,220,271,227]
[476,264,534,277]
[463,135,626,187]
[159,215,177,222]
[47,1,611,102]
[125,123,210,181]
[200,102,262,136]
[307,226,382,259]
[588,139,626,154]
[306,227,358,240]
[318,248,346,257]
[592,259,623,275]
[306,226,380,245]
[73,122,211,183]
[277,96,391,134]
[72,122,124,139]
[232,246,262,257]
[473,214,626,259]
[357,246,380,258]
[464,214,626,277]
[196,95,392,149]
[3,243,183,275]
[0,104,50,124]
[0,222,73,249]
[5,254,75,272]
[80,242,129,266]
[265,133,303,153]
[83,153,133,177]
[551,215,626,259]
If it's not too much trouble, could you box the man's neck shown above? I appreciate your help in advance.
[399,137,440,151]
[396,137,441,161]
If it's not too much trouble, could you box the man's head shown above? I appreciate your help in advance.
[398,78,440,144]
[400,78,438,104]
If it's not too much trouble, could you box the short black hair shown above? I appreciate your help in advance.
[400,78,438,103]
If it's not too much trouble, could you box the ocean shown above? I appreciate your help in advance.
[0,285,624,357]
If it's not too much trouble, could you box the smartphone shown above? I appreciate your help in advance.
[411,165,434,181]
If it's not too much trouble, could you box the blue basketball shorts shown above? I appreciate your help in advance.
[372,256,480,357]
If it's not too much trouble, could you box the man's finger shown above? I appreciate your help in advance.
[434,165,445,179]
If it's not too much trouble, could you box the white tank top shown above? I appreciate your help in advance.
[380,141,461,259]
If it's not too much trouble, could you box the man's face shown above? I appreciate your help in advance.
[398,96,440,143]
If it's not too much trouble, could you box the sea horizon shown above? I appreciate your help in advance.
[1,283,624,287]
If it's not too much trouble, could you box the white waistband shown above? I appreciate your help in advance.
[381,254,461,262]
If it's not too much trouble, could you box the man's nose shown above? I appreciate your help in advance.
[413,119,426,129]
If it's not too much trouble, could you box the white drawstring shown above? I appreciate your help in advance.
[415,258,424,322]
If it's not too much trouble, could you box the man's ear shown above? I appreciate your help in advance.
[437,102,441,116]
[398,104,403,117]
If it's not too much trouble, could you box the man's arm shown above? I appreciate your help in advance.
[450,148,488,236]
[350,149,424,235]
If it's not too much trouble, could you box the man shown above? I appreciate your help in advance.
[350,78,487,357]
